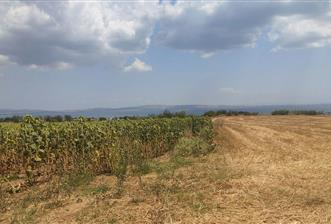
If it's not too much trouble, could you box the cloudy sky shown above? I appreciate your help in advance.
[0,0,330,110]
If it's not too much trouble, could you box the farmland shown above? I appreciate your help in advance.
[0,116,213,181]
[1,115,331,223]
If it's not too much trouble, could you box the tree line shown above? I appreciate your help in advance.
[271,110,325,115]
[203,110,258,117]
[0,115,75,123]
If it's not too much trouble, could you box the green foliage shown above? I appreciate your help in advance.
[0,116,214,185]
[0,115,75,123]
[174,137,215,157]
[191,116,214,143]
[157,110,188,118]
[151,156,191,180]
[0,115,22,123]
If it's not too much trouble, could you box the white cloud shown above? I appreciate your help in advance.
[219,87,241,95]
[0,73,4,78]
[269,15,331,51]
[4,4,52,30]
[200,52,215,59]
[124,58,152,73]
[28,61,74,71]
[156,1,330,54]
[53,62,74,70]
[0,0,330,71]
[0,1,160,69]
[156,1,266,54]
[0,54,11,66]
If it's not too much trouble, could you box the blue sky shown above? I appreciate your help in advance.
[0,1,330,110]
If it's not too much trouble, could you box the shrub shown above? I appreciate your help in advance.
[174,137,215,157]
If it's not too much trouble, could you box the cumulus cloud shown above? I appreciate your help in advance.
[157,1,261,55]
[269,15,331,51]
[156,1,330,55]
[0,0,330,71]
[0,1,159,69]
[124,58,152,73]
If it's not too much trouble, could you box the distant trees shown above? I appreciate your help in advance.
[271,110,290,115]
[271,110,324,115]
[64,115,73,121]
[0,115,22,123]
[0,110,195,123]
[44,115,63,122]
[203,110,258,117]
[0,114,74,123]
[157,110,188,118]
[113,110,191,120]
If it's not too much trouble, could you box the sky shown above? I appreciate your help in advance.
[0,0,330,110]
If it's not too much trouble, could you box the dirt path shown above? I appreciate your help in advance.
[3,116,331,223]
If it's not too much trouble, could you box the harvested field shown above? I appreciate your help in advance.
[2,115,331,223]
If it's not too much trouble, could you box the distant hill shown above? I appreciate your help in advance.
[1,104,331,118]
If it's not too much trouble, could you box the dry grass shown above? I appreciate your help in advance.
[214,115,331,223]
[2,115,331,223]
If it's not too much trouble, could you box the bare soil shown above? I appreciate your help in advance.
[2,115,331,223]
